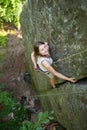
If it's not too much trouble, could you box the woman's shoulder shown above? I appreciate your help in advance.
[38,56,46,60]
[38,56,52,62]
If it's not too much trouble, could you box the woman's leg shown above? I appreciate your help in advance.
[50,77,56,88]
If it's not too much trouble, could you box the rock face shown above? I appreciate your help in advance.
[20,0,87,130]
[39,80,87,130]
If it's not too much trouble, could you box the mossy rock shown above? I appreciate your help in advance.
[20,0,87,80]
[20,0,87,129]
[39,81,87,130]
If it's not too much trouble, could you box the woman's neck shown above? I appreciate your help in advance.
[45,54,50,57]
[39,54,50,57]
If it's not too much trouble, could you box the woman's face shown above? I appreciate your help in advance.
[39,42,49,56]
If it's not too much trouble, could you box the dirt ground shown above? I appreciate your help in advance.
[0,26,32,101]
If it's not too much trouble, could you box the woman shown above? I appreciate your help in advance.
[31,41,76,89]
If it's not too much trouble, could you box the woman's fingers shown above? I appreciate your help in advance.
[70,78,77,83]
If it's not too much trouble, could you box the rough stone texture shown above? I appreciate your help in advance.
[39,80,87,130]
[20,0,87,129]
[20,0,87,79]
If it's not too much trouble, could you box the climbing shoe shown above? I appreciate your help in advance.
[55,85,60,89]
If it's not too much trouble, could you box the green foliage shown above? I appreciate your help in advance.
[0,32,7,62]
[20,111,54,130]
[0,86,54,130]
[0,88,28,130]
[0,90,17,118]
[0,0,25,28]
[0,35,7,47]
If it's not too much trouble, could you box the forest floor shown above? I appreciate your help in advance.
[0,25,32,101]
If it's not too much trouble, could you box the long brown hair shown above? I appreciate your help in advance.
[34,41,45,56]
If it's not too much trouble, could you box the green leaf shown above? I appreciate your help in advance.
[41,111,48,121]
[26,121,34,129]
[37,112,43,121]
[48,116,54,120]
[36,127,42,130]
[21,123,27,130]
[26,121,32,127]
[43,119,50,124]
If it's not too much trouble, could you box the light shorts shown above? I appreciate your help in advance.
[37,65,54,78]
[44,71,54,78]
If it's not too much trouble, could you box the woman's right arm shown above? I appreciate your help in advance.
[31,52,38,70]
[42,60,76,83]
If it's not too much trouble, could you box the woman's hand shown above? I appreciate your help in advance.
[34,65,38,71]
[68,78,77,83]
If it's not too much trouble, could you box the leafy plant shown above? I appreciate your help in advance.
[0,90,16,118]
[0,35,7,47]
[20,111,54,130]
[0,88,28,130]
[0,0,25,28]
[0,86,54,130]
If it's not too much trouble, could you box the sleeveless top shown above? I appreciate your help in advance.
[37,56,53,72]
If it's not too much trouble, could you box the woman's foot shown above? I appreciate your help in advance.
[51,85,60,89]
[55,85,60,88]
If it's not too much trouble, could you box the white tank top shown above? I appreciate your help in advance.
[37,56,53,72]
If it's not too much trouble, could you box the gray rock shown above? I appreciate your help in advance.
[40,80,87,130]
[20,0,87,129]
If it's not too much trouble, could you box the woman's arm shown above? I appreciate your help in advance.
[42,61,76,83]
[31,52,38,70]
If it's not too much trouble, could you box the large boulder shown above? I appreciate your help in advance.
[39,80,87,130]
[20,0,87,129]
[20,0,87,80]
